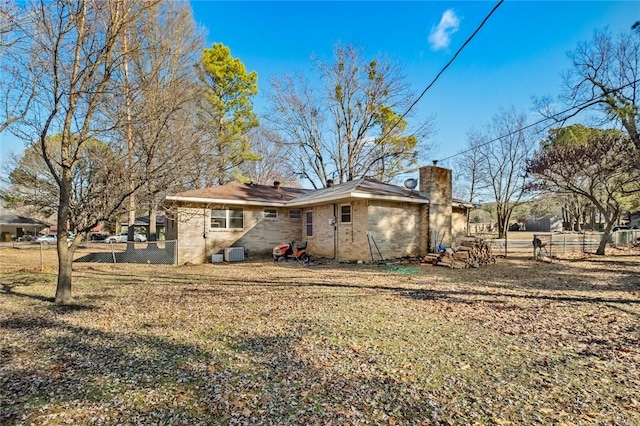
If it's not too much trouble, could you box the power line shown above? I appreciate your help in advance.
[383,0,504,140]
[361,0,503,177]
[436,78,640,163]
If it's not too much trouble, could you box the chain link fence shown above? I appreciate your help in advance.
[484,230,640,257]
[74,241,177,265]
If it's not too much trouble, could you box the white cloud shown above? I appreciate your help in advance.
[429,9,460,51]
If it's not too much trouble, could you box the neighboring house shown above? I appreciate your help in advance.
[165,165,471,264]
[118,215,167,239]
[0,213,51,241]
[523,215,564,232]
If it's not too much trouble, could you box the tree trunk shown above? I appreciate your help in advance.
[596,230,609,255]
[55,236,74,304]
[55,157,74,304]
[149,203,157,241]
[123,29,136,243]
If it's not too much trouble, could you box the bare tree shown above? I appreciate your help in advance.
[266,74,328,188]
[13,0,159,304]
[106,1,204,241]
[454,129,489,203]
[266,44,433,188]
[536,28,640,153]
[0,1,37,133]
[239,126,300,187]
[527,130,640,254]
[475,108,536,239]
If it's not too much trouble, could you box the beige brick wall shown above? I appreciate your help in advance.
[336,201,369,261]
[420,165,453,247]
[452,206,468,243]
[366,201,421,261]
[172,205,302,264]
[168,198,466,264]
[235,207,303,258]
[305,204,335,259]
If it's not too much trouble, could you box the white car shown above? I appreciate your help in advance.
[105,233,147,243]
[32,233,74,245]
[33,233,57,245]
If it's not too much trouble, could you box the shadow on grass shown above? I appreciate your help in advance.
[0,313,439,424]
[53,255,640,315]
[1,289,55,303]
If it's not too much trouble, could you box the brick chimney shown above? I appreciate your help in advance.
[419,163,452,250]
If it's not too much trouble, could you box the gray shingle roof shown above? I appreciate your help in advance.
[0,214,51,226]
[167,178,471,208]
[169,182,310,204]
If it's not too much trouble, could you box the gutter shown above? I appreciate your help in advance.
[165,195,288,207]
[286,191,430,207]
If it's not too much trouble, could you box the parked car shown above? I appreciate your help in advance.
[33,233,57,245]
[105,233,147,243]
[105,233,127,243]
[90,233,108,241]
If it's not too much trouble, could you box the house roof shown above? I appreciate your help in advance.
[0,214,51,227]
[166,178,473,208]
[120,215,167,226]
[166,182,311,206]
[286,178,430,206]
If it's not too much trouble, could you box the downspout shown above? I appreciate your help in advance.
[333,203,338,260]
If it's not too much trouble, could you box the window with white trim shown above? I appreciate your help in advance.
[211,208,244,229]
[305,211,313,237]
[340,204,352,223]
[289,209,301,219]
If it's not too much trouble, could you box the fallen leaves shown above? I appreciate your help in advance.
[1,248,639,424]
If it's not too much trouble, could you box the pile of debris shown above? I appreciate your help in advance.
[423,237,496,269]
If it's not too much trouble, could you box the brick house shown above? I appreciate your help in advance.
[164,165,471,264]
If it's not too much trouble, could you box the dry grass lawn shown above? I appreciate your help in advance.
[1,245,639,425]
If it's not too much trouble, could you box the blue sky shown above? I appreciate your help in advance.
[1,1,638,168]
[189,0,638,167]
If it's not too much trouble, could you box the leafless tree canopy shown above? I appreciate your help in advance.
[265,44,433,188]
[535,28,640,156]
[527,130,640,254]
[0,0,38,133]
[456,108,536,239]
[4,0,204,304]
[239,126,300,187]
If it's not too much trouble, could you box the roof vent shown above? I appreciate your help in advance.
[326,179,334,187]
[273,181,281,189]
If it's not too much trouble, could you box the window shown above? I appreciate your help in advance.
[340,204,352,223]
[264,208,277,219]
[305,211,313,237]
[289,209,301,219]
[211,208,244,229]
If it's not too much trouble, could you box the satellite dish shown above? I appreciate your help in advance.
[404,178,418,190]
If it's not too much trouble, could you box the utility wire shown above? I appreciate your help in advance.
[436,77,640,163]
[381,0,504,142]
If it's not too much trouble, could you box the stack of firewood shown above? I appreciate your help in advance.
[422,237,495,269]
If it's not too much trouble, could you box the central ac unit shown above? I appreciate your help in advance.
[224,247,245,262]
